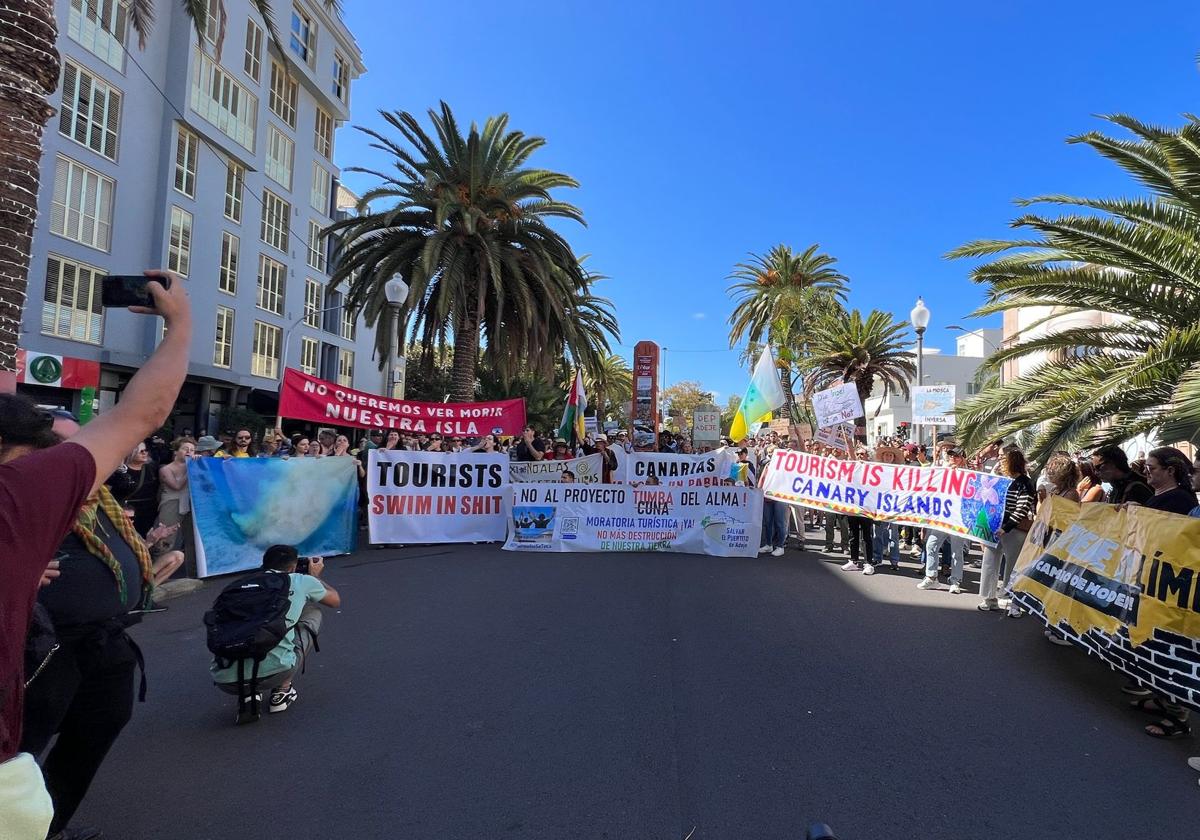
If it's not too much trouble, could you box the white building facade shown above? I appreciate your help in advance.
[17,0,376,434]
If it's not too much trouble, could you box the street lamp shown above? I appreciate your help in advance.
[910,297,931,447]
[947,323,1003,388]
[383,276,409,399]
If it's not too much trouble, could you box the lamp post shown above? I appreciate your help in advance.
[910,297,931,447]
[947,323,1002,387]
[383,276,410,399]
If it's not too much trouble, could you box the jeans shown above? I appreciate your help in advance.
[980,529,1029,601]
[760,499,790,549]
[847,516,874,563]
[21,628,138,834]
[925,531,966,584]
[873,521,901,564]
[824,514,848,550]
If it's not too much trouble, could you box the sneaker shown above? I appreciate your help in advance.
[1187,757,1200,772]
[890,561,901,571]
[1006,605,1022,618]
[771,547,785,557]
[862,563,876,575]
[823,545,835,553]
[759,545,772,554]
[1046,632,1073,647]
[269,685,298,714]
[840,560,862,571]
[977,599,999,611]
[916,577,939,590]
[948,582,963,594]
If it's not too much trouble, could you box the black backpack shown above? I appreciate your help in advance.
[204,572,292,721]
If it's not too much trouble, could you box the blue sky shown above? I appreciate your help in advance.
[338,0,1200,401]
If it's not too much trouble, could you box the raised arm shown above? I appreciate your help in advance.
[71,271,192,495]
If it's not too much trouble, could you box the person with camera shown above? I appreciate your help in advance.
[1,270,191,840]
[208,545,340,722]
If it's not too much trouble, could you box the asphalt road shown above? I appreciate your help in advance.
[73,535,1200,839]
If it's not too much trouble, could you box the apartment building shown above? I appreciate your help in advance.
[16,0,374,434]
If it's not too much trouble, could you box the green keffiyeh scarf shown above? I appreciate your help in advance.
[73,486,153,609]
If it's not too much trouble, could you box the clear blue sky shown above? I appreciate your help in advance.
[338,0,1200,402]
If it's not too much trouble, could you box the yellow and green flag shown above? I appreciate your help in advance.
[729,346,786,442]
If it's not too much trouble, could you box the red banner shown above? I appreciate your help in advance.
[277,368,526,436]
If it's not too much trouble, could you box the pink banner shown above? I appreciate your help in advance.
[277,368,526,436]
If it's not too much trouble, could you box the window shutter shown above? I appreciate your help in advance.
[50,158,68,235]
[59,62,78,137]
[103,88,120,159]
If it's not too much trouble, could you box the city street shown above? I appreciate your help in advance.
[77,537,1200,839]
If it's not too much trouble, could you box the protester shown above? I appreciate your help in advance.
[195,435,222,457]
[978,449,1037,612]
[514,427,546,462]
[106,441,161,536]
[757,461,789,557]
[291,438,311,457]
[381,430,402,451]
[918,447,969,593]
[470,433,500,454]
[548,439,571,460]
[1091,445,1153,505]
[209,545,340,721]
[157,436,196,569]
[315,430,336,457]
[561,470,576,483]
[0,270,190,840]
[594,435,618,483]
[1141,446,1198,514]
[259,438,280,458]
[220,428,256,459]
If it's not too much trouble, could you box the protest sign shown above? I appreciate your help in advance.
[796,423,813,441]
[190,457,358,577]
[692,405,721,444]
[503,484,762,557]
[812,382,864,428]
[278,368,526,436]
[614,449,738,487]
[768,418,792,436]
[912,384,956,426]
[368,450,509,544]
[760,449,1010,545]
[814,424,854,451]
[510,454,603,484]
[1010,497,1200,710]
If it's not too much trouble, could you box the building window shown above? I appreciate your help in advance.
[256,253,286,315]
[59,61,121,161]
[290,7,316,66]
[304,278,322,327]
[310,163,332,215]
[67,0,127,71]
[333,52,349,104]
[168,206,193,277]
[174,125,199,197]
[199,0,220,44]
[219,232,239,294]
[243,19,263,82]
[300,337,319,375]
[336,348,354,387]
[260,190,290,253]
[265,125,295,189]
[252,321,283,379]
[340,305,356,341]
[214,306,235,368]
[224,161,244,222]
[306,221,326,272]
[42,255,104,344]
[314,107,333,159]
[268,61,297,128]
[191,49,258,151]
[50,156,114,252]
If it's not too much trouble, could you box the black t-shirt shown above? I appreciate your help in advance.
[107,464,160,535]
[1109,475,1154,506]
[39,508,145,628]
[513,438,546,462]
[1145,486,1199,515]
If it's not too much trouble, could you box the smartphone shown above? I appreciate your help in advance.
[100,275,171,308]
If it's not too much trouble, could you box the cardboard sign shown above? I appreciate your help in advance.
[812,382,864,428]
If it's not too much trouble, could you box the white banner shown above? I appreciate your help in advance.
[614,448,738,487]
[812,382,864,428]
[912,384,957,425]
[503,484,763,556]
[368,450,509,544]
[510,454,603,484]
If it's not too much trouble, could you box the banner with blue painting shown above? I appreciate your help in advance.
[189,457,359,577]
[760,449,1011,546]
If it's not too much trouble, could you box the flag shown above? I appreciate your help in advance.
[729,346,786,442]
[558,369,588,446]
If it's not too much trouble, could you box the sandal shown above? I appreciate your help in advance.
[1129,697,1174,716]
[1121,681,1153,697]
[1145,716,1191,739]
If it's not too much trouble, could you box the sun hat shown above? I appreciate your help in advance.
[195,435,222,452]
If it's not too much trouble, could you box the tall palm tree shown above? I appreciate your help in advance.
[947,113,1200,459]
[803,308,916,436]
[726,244,848,419]
[329,103,611,402]
[579,354,631,425]
[0,0,291,383]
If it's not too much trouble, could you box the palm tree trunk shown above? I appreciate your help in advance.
[450,308,480,402]
[779,366,796,423]
[0,1,60,389]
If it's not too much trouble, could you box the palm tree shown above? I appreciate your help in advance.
[947,114,1200,459]
[803,308,916,436]
[0,0,292,382]
[726,244,848,420]
[580,354,631,425]
[329,103,612,402]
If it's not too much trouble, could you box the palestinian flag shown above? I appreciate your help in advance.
[558,370,588,447]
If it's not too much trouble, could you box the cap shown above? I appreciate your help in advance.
[195,435,222,452]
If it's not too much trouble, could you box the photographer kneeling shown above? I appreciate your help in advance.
[207,545,340,723]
